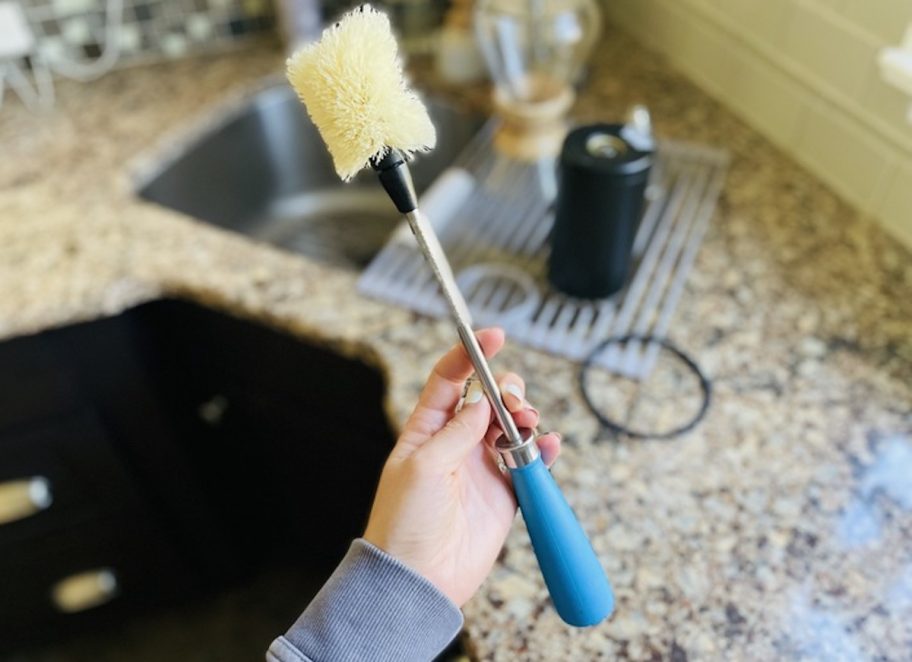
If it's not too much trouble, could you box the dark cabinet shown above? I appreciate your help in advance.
[0,333,83,429]
[0,410,145,546]
[0,514,194,643]
[0,298,395,650]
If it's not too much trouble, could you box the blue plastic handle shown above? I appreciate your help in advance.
[509,456,614,627]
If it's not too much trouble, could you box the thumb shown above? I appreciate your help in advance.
[419,395,492,469]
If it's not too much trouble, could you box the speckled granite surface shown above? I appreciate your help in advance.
[2,25,912,661]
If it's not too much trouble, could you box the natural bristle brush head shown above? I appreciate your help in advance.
[286,4,436,181]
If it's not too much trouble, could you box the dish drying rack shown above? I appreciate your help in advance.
[358,122,730,379]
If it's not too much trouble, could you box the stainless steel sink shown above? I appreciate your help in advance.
[137,83,483,268]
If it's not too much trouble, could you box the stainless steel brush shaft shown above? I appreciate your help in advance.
[404,210,528,450]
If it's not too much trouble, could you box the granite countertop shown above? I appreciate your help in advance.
[2,25,912,660]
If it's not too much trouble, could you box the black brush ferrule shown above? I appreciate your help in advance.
[370,150,419,214]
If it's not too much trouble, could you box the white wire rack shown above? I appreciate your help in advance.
[358,122,730,379]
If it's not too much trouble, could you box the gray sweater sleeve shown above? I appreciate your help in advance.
[266,539,464,662]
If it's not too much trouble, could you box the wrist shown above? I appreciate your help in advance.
[276,539,463,661]
[362,531,452,603]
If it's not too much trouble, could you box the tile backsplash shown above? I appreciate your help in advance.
[21,0,276,66]
[602,0,912,249]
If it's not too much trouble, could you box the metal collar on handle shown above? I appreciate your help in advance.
[495,427,540,468]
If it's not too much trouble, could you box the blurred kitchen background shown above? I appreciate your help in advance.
[4,0,911,243]
[1,0,911,660]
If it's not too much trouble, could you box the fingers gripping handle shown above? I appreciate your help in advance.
[372,156,612,625]
[509,456,615,627]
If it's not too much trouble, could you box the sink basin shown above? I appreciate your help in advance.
[137,83,483,268]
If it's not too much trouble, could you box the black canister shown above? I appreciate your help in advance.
[548,123,653,299]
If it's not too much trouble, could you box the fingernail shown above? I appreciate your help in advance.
[465,380,485,405]
[503,383,524,408]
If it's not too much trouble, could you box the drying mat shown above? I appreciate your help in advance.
[358,122,730,379]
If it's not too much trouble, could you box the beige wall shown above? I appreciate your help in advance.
[602,0,912,248]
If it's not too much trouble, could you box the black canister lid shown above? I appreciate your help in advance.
[560,123,653,177]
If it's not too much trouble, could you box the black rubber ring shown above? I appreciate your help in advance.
[578,335,712,440]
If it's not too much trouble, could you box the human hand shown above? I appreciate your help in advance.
[363,328,561,606]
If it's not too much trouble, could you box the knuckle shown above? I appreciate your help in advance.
[446,414,476,439]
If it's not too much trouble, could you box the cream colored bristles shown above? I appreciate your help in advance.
[286,4,436,181]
